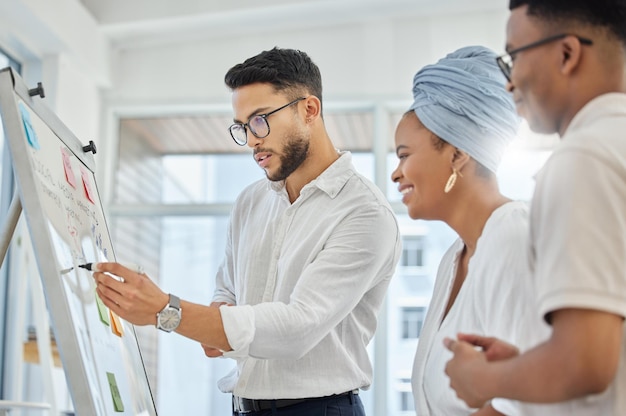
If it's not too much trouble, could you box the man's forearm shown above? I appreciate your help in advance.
[175,300,231,351]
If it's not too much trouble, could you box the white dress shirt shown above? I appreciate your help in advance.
[212,151,401,400]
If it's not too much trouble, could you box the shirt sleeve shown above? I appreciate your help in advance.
[532,148,626,321]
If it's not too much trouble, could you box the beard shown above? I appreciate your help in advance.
[266,132,309,182]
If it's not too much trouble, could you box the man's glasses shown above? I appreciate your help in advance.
[229,97,305,146]
[496,33,593,82]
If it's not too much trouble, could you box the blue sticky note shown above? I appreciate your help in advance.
[19,103,40,150]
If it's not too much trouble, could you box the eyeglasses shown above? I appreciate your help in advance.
[496,33,593,82]
[228,97,305,146]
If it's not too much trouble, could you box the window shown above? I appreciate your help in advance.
[396,377,415,413]
[401,306,426,339]
[401,235,424,268]
[400,391,415,412]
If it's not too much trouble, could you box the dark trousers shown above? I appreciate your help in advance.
[232,391,365,416]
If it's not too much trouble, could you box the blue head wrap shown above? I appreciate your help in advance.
[410,45,519,173]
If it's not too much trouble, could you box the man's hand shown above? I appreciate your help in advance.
[443,337,494,408]
[457,333,520,361]
[93,262,168,326]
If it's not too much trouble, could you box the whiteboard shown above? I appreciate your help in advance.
[0,67,157,415]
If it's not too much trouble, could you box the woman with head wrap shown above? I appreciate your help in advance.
[392,46,551,415]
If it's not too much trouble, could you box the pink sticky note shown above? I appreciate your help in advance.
[61,148,77,188]
[80,166,95,204]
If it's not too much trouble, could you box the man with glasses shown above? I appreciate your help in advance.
[443,1,626,414]
[92,47,401,415]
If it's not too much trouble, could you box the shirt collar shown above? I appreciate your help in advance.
[268,151,355,199]
[563,92,626,138]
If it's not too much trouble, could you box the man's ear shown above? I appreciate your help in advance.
[560,35,584,76]
[304,95,321,122]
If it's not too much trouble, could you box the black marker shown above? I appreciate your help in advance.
[79,262,145,274]
[78,263,100,272]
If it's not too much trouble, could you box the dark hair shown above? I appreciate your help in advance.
[224,47,323,104]
[509,0,626,46]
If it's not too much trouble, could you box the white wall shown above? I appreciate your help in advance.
[107,10,509,105]
[0,0,107,151]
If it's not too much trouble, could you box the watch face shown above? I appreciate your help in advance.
[158,307,181,331]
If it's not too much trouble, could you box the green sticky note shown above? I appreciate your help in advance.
[95,293,110,326]
[106,372,124,412]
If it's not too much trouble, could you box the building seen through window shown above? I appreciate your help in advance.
[401,306,427,339]
[401,236,424,268]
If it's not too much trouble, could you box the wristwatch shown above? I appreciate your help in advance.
[156,294,182,332]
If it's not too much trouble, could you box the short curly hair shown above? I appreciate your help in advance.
[509,0,626,46]
[224,47,323,105]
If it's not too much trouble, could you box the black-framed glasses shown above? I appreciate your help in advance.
[496,33,593,82]
[228,97,305,146]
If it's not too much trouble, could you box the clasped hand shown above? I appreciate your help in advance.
[444,333,520,408]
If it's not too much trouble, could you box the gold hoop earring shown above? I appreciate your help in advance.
[444,168,461,193]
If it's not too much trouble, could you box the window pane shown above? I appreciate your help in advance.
[111,216,233,415]
[350,152,374,182]
[400,390,415,411]
[161,154,264,203]
[401,306,426,339]
[115,134,264,204]
[401,236,424,267]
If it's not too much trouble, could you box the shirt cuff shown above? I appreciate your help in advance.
[220,304,255,358]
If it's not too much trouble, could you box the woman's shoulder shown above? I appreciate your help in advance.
[479,200,530,250]
[488,200,529,229]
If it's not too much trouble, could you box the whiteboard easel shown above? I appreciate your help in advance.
[0,192,57,415]
[0,67,157,416]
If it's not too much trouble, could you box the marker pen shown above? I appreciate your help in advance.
[79,263,145,274]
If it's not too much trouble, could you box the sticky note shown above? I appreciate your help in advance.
[95,293,110,326]
[106,372,124,412]
[19,103,40,150]
[80,166,95,204]
[110,310,124,337]
[61,147,77,188]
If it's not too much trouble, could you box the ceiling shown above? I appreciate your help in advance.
[79,0,504,50]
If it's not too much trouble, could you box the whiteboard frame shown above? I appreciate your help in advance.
[0,67,157,415]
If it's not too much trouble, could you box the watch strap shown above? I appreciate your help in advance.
[168,293,180,310]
